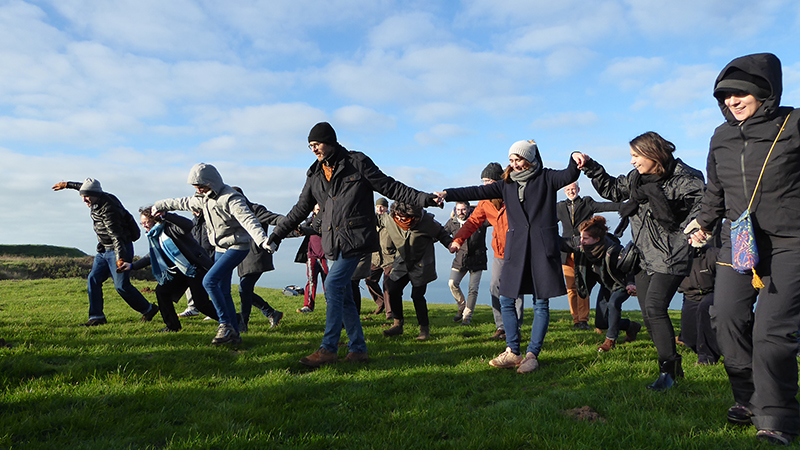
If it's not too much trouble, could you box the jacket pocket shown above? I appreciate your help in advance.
[539,226,560,259]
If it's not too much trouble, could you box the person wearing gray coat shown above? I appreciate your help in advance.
[378,201,453,340]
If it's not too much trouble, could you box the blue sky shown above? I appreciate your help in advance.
[3,0,800,309]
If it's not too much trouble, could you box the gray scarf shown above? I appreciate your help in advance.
[509,166,539,203]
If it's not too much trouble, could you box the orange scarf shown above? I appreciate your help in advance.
[393,214,417,231]
[322,163,334,181]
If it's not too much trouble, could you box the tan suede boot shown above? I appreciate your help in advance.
[383,319,404,337]
[416,325,430,341]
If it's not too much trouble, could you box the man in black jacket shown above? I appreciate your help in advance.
[268,122,436,367]
[556,182,619,330]
[123,209,219,332]
[52,178,159,326]
[444,201,488,325]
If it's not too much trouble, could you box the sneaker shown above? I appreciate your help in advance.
[517,352,539,374]
[489,329,506,341]
[598,338,616,352]
[157,326,180,333]
[211,324,242,345]
[299,347,339,367]
[178,306,199,317]
[81,318,107,327]
[238,318,248,334]
[344,352,369,363]
[727,403,754,426]
[203,316,215,321]
[756,430,793,446]
[296,306,313,314]
[269,311,284,328]
[624,321,642,343]
[453,302,466,322]
[572,322,584,330]
[578,321,591,330]
[461,318,471,326]
[489,347,524,369]
[140,303,160,322]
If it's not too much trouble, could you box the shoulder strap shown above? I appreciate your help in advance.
[748,112,792,211]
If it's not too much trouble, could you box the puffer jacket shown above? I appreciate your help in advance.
[65,182,138,262]
[583,158,705,276]
[271,145,432,260]
[153,163,268,252]
[131,212,215,273]
[696,53,800,249]
[377,212,453,287]
[444,210,488,272]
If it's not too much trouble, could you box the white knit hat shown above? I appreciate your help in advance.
[79,178,103,196]
[509,140,538,163]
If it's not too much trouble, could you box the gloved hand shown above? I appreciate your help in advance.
[683,218,708,248]
[263,235,280,254]
[425,193,444,208]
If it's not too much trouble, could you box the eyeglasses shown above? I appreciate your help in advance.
[308,142,323,150]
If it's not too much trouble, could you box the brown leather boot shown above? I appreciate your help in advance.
[416,325,430,341]
[383,319,404,337]
[597,338,616,352]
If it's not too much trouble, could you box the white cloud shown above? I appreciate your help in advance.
[632,65,719,110]
[332,105,395,132]
[368,12,451,50]
[602,57,667,91]
[531,111,599,129]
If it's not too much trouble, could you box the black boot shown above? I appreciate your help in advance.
[647,355,683,391]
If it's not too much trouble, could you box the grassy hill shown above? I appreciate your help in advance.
[0,244,87,258]
[0,245,153,281]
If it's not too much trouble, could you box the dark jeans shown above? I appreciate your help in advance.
[156,269,218,330]
[388,274,429,327]
[634,271,684,363]
[680,293,720,364]
[239,272,275,324]
[87,244,154,320]
[594,288,631,340]
[711,239,800,435]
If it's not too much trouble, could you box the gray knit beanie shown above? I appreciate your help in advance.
[79,178,103,196]
[508,140,538,163]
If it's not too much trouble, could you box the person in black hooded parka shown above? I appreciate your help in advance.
[688,53,800,445]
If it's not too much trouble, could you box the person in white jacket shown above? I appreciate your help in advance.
[152,163,271,345]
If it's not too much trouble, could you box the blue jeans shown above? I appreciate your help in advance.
[500,295,549,356]
[204,249,248,332]
[320,253,366,354]
[87,244,153,319]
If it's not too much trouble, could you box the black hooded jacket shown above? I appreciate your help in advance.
[696,53,800,254]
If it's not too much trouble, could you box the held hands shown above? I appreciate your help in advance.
[684,219,708,248]
[571,152,591,170]
[263,236,280,254]
[625,284,637,297]
[432,191,447,207]
[116,260,130,273]
[448,241,461,254]
[51,181,67,191]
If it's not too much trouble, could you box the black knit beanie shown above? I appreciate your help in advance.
[308,122,337,144]
[714,69,771,101]
[480,162,503,181]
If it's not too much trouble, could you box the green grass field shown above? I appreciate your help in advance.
[0,278,774,449]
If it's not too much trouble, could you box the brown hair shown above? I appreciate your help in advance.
[390,201,422,219]
[629,131,675,177]
[138,206,162,223]
[578,216,608,240]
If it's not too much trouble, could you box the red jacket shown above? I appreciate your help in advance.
[453,199,507,258]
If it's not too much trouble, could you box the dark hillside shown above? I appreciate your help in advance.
[0,244,87,258]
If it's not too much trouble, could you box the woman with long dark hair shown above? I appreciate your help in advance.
[581,131,705,390]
